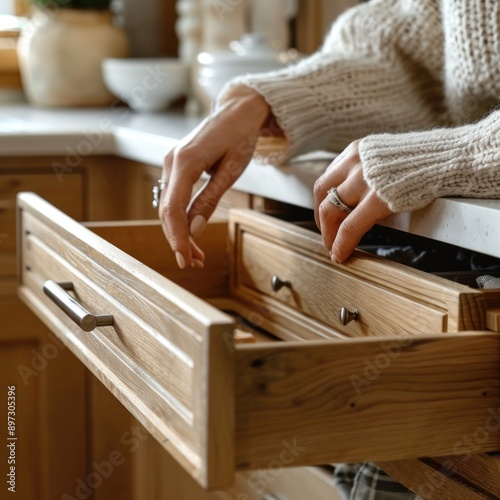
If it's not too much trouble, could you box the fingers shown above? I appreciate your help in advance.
[159,147,207,269]
[315,139,392,263]
[331,193,391,263]
[314,140,361,231]
[158,91,271,269]
[159,142,251,269]
[317,196,346,251]
[188,156,248,238]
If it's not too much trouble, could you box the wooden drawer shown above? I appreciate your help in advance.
[231,210,487,338]
[17,193,500,491]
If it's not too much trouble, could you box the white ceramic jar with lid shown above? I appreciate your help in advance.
[197,33,300,100]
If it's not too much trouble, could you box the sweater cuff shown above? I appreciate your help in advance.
[359,111,500,212]
[217,66,334,164]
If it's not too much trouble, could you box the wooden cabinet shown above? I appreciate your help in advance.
[0,166,84,289]
[0,296,87,499]
[0,156,156,500]
[0,161,87,499]
[16,192,500,497]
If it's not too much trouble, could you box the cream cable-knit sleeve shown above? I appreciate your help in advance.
[360,109,500,212]
[217,0,445,163]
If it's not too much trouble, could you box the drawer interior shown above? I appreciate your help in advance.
[85,218,345,343]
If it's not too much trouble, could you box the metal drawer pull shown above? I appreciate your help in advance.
[271,275,292,292]
[43,280,114,332]
[339,307,359,326]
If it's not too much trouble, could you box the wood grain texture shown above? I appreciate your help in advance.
[90,374,135,500]
[234,332,500,469]
[23,225,195,410]
[486,309,500,332]
[0,168,83,281]
[0,298,87,500]
[18,192,235,489]
[378,458,494,500]
[228,209,487,332]
[238,231,446,338]
[210,293,350,342]
[86,219,229,299]
[17,195,500,496]
[426,455,500,498]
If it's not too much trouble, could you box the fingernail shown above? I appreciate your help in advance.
[190,259,205,269]
[189,215,207,238]
[330,253,339,264]
[175,252,186,269]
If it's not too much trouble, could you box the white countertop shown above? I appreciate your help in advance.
[1,104,499,258]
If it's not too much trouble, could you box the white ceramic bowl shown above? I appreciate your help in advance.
[197,34,300,100]
[102,58,189,112]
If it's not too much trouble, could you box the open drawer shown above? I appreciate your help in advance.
[17,192,500,490]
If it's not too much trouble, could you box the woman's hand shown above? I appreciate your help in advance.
[159,89,272,269]
[314,140,393,263]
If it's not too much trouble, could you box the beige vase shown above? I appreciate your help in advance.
[17,8,129,107]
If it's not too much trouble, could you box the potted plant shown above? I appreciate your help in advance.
[17,0,129,106]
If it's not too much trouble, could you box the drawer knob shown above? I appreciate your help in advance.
[271,275,291,292]
[43,280,114,332]
[339,307,359,326]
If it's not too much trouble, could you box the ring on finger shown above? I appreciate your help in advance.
[152,179,168,209]
[326,187,353,214]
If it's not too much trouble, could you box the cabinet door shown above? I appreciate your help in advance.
[0,298,87,500]
[0,167,85,500]
[0,169,83,284]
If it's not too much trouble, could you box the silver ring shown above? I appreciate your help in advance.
[152,180,168,209]
[326,187,353,214]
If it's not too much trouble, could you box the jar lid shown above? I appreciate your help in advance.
[198,33,300,68]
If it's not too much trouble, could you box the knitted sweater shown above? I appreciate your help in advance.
[219,0,500,213]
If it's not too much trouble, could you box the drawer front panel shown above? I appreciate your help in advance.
[18,193,235,489]
[238,231,446,338]
[234,334,500,469]
[23,229,194,411]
